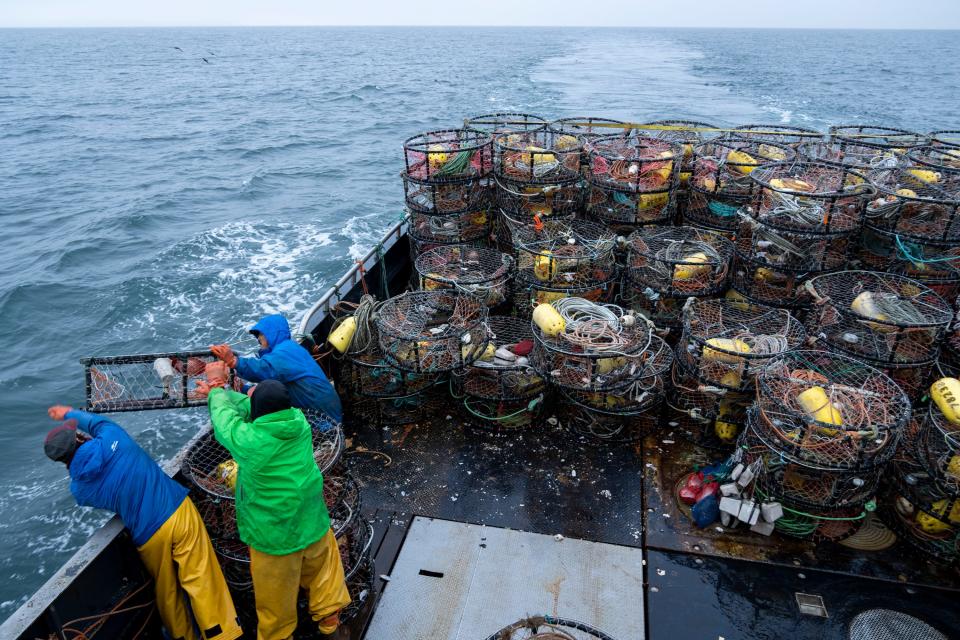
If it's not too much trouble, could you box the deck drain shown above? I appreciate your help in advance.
[849,609,946,640]
[418,569,444,578]
[795,593,828,618]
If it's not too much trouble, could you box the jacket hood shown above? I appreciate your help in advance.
[254,407,307,440]
[70,439,111,482]
[250,314,291,355]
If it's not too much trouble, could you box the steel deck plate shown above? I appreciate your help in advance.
[365,516,645,639]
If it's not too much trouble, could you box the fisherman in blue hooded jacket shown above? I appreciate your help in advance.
[43,405,242,640]
[211,313,342,423]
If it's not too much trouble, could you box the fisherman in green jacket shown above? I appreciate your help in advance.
[199,364,350,640]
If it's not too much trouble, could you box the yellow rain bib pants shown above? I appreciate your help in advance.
[249,528,351,640]
[137,498,243,640]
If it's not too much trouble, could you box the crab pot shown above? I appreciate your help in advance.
[828,124,927,152]
[347,388,435,429]
[562,401,662,443]
[884,421,960,563]
[467,112,547,135]
[740,409,883,511]
[341,555,376,624]
[451,316,545,403]
[484,617,620,640]
[798,140,906,174]
[685,138,795,232]
[585,135,680,222]
[512,279,615,318]
[858,224,960,298]
[873,360,937,404]
[493,207,579,258]
[753,350,909,471]
[402,128,492,183]
[182,420,344,501]
[805,270,951,367]
[493,129,582,185]
[496,175,582,220]
[408,207,492,246]
[644,120,720,211]
[667,355,751,450]
[676,298,806,393]
[512,218,618,290]
[919,404,960,496]
[407,233,489,267]
[930,130,960,148]
[415,245,514,309]
[746,162,870,236]
[550,116,630,167]
[732,123,823,147]
[375,291,490,374]
[343,345,439,399]
[585,179,674,229]
[866,146,960,243]
[402,173,490,215]
[455,394,545,433]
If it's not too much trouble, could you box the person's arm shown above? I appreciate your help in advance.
[207,387,255,459]
[63,409,117,438]
[234,352,285,383]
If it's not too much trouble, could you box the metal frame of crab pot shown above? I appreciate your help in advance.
[493,128,583,186]
[828,124,928,153]
[511,218,619,292]
[919,404,960,497]
[414,244,515,312]
[930,130,960,148]
[402,128,493,184]
[483,616,621,640]
[731,123,823,148]
[561,398,663,444]
[549,116,631,169]
[684,138,795,234]
[402,172,491,217]
[512,278,618,319]
[465,112,548,135]
[666,352,751,451]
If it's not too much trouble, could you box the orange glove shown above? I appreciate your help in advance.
[193,380,214,399]
[210,344,237,368]
[48,405,73,421]
[205,361,230,387]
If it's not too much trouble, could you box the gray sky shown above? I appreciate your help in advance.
[2,0,959,29]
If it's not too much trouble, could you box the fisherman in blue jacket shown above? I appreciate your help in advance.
[44,405,242,640]
[211,313,342,423]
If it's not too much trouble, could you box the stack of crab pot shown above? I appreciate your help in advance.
[863,145,960,306]
[622,225,734,335]
[739,350,910,541]
[685,137,795,236]
[643,119,720,222]
[491,120,584,253]
[731,160,871,313]
[450,315,547,432]
[804,270,953,402]
[884,408,960,566]
[510,218,619,316]
[530,297,672,442]
[668,298,806,450]
[402,128,494,262]
[584,133,681,233]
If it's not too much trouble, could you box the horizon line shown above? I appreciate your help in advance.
[2,24,959,30]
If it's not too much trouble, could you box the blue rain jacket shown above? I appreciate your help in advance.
[65,410,188,547]
[235,314,343,422]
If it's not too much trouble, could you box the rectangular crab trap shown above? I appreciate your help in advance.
[81,350,226,412]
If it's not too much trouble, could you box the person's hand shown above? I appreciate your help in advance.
[210,344,237,367]
[193,380,214,399]
[246,385,257,398]
[48,405,73,421]
[205,361,230,387]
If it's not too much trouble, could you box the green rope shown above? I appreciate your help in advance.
[435,150,472,177]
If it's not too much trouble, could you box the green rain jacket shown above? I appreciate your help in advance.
[207,387,330,555]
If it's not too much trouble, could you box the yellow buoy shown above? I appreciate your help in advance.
[673,252,710,280]
[769,178,815,192]
[462,342,496,362]
[523,146,555,167]
[427,144,448,171]
[947,455,960,479]
[597,356,627,374]
[931,378,960,425]
[533,251,558,282]
[216,459,238,492]
[726,150,758,174]
[328,316,358,354]
[896,188,917,198]
[758,143,788,161]
[850,291,894,333]
[638,192,669,211]
[906,168,940,185]
[796,386,843,427]
[702,338,752,364]
[533,303,566,337]
[714,420,739,442]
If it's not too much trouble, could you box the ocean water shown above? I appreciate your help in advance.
[1,26,959,618]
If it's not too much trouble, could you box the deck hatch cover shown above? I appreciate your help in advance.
[849,609,947,640]
[795,593,828,618]
[365,516,645,639]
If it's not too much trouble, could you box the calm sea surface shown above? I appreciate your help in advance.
[1,26,958,616]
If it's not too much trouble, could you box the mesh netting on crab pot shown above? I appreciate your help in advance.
[408,207,492,245]
[685,138,795,232]
[402,128,492,183]
[530,297,651,392]
[753,350,909,471]
[467,112,548,135]
[866,146,960,243]
[675,298,806,393]
[626,225,733,298]
[732,123,823,147]
[828,124,927,151]
[884,419,960,563]
[562,401,661,443]
[182,422,344,501]
[496,175,582,220]
[512,279,616,318]
[549,116,629,138]
[451,315,545,402]
[667,355,751,450]
[746,162,872,236]
[407,234,489,267]
[455,393,546,433]
[493,129,582,185]
[375,291,490,373]
[805,270,951,366]
[402,172,490,215]
[415,244,514,309]
[920,402,960,497]
[484,616,622,640]
[858,224,960,293]
[341,554,376,624]
[740,408,883,510]
[585,135,680,221]
[644,119,720,197]
[798,140,905,175]
[558,334,672,416]
[585,179,674,229]
[512,218,618,290]
[343,344,440,398]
